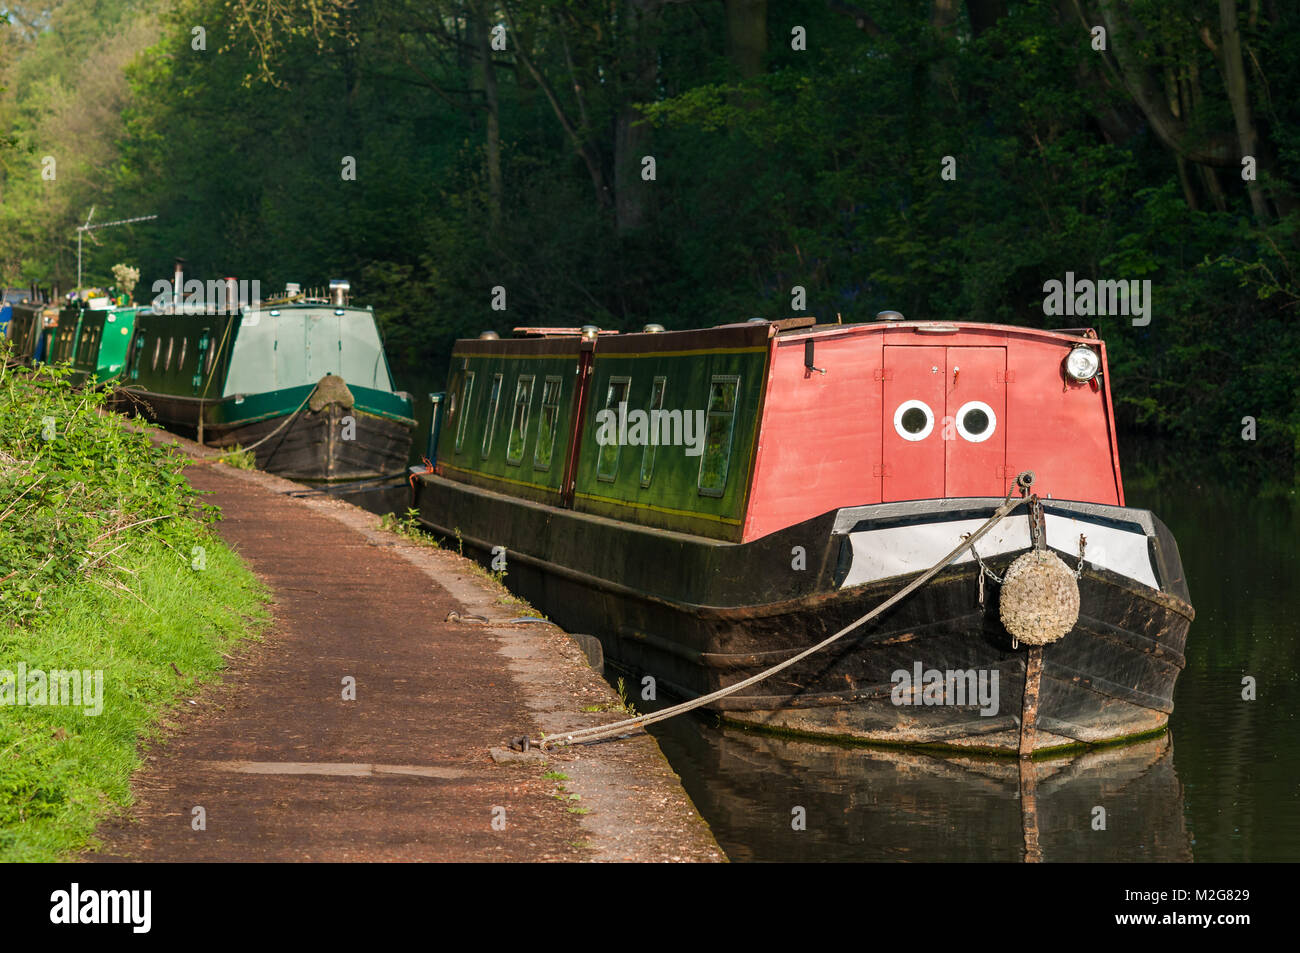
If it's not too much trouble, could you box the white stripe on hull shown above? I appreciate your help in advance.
[839,512,1159,590]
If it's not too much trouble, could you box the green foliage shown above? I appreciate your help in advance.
[0,351,219,626]
[1,0,1296,482]
[216,444,256,470]
[378,507,437,546]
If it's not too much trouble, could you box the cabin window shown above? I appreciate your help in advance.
[698,376,740,497]
[955,400,997,443]
[164,337,175,372]
[481,373,503,458]
[206,332,219,375]
[130,336,145,379]
[596,376,632,482]
[454,371,475,452]
[152,337,162,370]
[178,337,188,371]
[533,377,563,472]
[78,328,91,361]
[640,376,667,488]
[506,376,535,466]
[893,400,935,441]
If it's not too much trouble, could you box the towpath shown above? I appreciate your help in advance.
[87,436,723,862]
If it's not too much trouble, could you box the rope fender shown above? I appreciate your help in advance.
[999,549,1080,647]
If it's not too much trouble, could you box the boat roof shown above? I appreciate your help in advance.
[773,320,1100,345]
[457,318,1101,350]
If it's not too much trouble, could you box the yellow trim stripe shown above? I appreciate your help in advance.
[439,464,742,525]
[596,346,768,359]
[573,492,743,525]
[453,346,767,360]
[440,460,560,494]
[454,351,579,360]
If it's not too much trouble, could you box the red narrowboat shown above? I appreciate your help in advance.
[409,316,1193,754]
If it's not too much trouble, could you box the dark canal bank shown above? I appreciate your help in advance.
[346,439,1298,862]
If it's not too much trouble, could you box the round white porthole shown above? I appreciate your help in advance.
[893,399,935,441]
[955,400,997,442]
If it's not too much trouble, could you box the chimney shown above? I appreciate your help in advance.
[329,279,350,308]
[173,257,186,311]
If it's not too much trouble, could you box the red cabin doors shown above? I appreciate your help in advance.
[881,345,1007,501]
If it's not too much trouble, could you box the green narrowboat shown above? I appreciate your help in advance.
[114,283,416,482]
[44,292,141,385]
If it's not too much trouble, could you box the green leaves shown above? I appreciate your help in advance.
[0,351,216,628]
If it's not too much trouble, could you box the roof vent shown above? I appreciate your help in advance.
[479,330,500,340]
[876,310,905,321]
[746,317,769,324]
[580,325,600,341]
[643,323,665,333]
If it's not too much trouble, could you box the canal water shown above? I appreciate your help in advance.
[352,434,1299,862]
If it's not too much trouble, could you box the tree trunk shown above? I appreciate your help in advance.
[724,0,766,79]
[1096,0,1239,167]
[509,10,614,212]
[1219,0,1269,222]
[930,0,960,97]
[473,1,503,231]
[614,0,658,234]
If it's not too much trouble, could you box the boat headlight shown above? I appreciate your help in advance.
[1064,346,1100,382]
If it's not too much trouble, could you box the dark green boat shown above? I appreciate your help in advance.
[113,284,415,482]
[4,299,58,365]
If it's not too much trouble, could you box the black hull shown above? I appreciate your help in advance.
[207,404,412,482]
[412,474,1193,754]
[113,390,413,482]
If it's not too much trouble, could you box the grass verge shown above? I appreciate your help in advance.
[0,350,270,860]
[0,537,266,861]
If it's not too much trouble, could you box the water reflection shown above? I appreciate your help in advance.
[648,720,1191,862]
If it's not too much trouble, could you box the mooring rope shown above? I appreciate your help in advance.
[281,473,409,497]
[527,472,1035,749]
[186,382,323,467]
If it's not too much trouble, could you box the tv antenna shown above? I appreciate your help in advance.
[76,206,159,292]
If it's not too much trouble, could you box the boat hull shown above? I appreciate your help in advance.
[411,473,1192,754]
[114,383,415,482]
[206,403,413,481]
